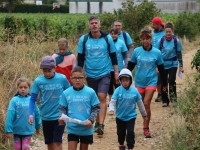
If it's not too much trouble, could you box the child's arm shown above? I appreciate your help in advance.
[88,104,100,124]
[109,98,117,115]
[5,110,15,138]
[136,100,148,122]
[29,93,38,125]
[34,104,41,134]
[58,104,68,125]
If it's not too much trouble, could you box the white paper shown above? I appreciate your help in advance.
[60,113,88,125]
[178,71,182,79]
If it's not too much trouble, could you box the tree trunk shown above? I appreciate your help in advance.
[8,0,12,13]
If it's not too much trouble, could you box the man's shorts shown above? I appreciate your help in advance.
[135,86,157,94]
[68,134,93,144]
[87,73,110,94]
[42,120,65,144]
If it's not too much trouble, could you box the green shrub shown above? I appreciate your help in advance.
[191,49,200,72]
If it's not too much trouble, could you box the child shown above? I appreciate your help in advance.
[52,38,76,85]
[58,66,100,150]
[5,77,41,150]
[108,28,128,102]
[109,68,147,150]
[28,56,71,150]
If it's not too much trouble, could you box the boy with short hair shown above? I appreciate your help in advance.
[109,68,147,150]
[29,56,71,150]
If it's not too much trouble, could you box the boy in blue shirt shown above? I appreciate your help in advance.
[109,68,147,150]
[58,66,100,150]
[28,56,71,150]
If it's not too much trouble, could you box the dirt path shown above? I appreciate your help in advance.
[30,49,198,150]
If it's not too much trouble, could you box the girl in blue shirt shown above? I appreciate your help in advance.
[127,26,167,138]
[58,66,100,150]
[5,77,40,150]
[108,28,128,102]
[156,22,184,107]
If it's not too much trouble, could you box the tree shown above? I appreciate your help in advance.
[0,0,24,13]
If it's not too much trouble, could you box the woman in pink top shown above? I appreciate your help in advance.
[52,38,76,84]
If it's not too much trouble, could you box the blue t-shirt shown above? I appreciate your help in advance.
[5,95,40,135]
[112,86,141,121]
[156,38,182,69]
[152,29,165,47]
[59,85,99,136]
[110,39,128,71]
[118,31,133,46]
[77,34,116,78]
[130,46,164,88]
[30,73,70,120]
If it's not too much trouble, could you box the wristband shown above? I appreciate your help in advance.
[114,72,119,75]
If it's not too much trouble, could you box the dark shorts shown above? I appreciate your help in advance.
[42,120,65,144]
[87,73,110,94]
[68,134,93,144]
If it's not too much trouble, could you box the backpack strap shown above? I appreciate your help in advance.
[159,36,165,50]
[122,31,128,49]
[82,34,89,54]
[172,35,178,54]
[104,35,110,53]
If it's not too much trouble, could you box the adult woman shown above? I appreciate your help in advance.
[156,22,184,107]
[127,26,167,138]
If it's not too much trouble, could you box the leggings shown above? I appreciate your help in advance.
[14,134,31,150]
[161,67,177,104]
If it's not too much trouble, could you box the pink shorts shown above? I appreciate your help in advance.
[135,86,157,93]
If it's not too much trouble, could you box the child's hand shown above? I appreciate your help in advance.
[6,133,12,138]
[85,120,92,128]
[36,130,40,134]
[109,111,114,115]
[58,118,64,125]
[143,116,148,123]
[28,116,34,125]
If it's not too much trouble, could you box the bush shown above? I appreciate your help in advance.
[174,12,200,41]
[191,49,200,72]
[163,75,200,150]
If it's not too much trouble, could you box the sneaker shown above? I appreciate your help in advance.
[162,103,168,107]
[143,128,151,138]
[119,145,126,150]
[155,94,162,102]
[94,122,99,133]
[97,124,104,135]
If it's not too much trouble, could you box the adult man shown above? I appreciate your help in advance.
[114,20,134,61]
[77,15,119,136]
[152,17,165,102]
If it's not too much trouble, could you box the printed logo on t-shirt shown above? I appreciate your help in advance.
[87,44,105,57]
[137,56,154,69]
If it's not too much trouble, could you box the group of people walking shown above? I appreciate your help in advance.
[4,15,183,150]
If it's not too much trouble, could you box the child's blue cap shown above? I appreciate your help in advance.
[40,56,56,69]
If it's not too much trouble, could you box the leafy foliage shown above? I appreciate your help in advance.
[191,49,200,72]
